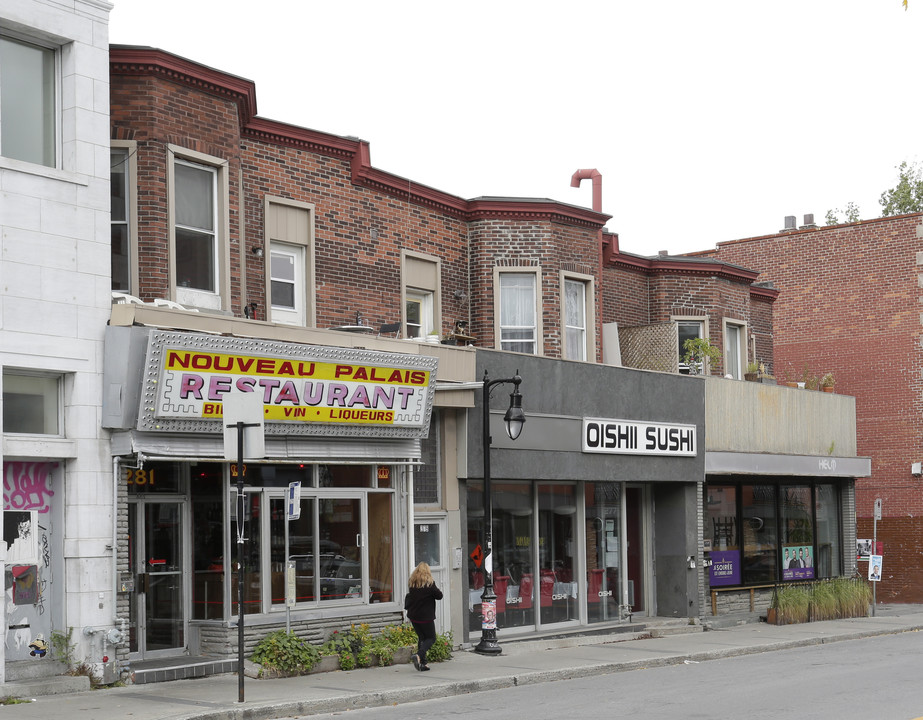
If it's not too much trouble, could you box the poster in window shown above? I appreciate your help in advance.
[782,545,814,580]
[708,550,741,586]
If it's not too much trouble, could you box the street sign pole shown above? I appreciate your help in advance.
[872,498,881,616]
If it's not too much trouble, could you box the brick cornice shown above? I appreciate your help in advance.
[608,250,765,286]
[110,45,611,231]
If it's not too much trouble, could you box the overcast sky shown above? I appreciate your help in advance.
[109,0,922,257]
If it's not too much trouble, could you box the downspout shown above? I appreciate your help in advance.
[570,169,604,362]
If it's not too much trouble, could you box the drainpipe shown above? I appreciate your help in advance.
[570,169,604,362]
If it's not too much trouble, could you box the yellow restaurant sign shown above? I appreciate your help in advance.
[141,331,438,436]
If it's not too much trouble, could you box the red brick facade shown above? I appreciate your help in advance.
[708,214,923,601]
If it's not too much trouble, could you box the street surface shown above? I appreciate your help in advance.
[290,632,923,720]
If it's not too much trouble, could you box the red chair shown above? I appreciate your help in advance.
[494,575,510,616]
[518,573,534,612]
[471,571,484,589]
[539,569,555,608]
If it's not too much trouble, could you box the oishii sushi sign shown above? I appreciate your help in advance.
[140,330,437,436]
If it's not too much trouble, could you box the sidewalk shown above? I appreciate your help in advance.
[7,605,923,720]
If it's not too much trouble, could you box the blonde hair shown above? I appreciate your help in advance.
[409,561,434,589]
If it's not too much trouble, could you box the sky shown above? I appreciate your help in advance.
[108,0,922,257]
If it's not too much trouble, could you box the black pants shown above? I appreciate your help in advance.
[410,619,436,664]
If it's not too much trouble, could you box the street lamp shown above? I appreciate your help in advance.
[475,370,525,655]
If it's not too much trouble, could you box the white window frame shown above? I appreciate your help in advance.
[722,319,748,380]
[0,31,59,169]
[674,316,708,375]
[263,196,315,327]
[167,145,229,311]
[495,267,542,355]
[111,141,139,295]
[1,370,63,437]
[405,289,434,338]
[269,243,306,326]
[561,271,595,362]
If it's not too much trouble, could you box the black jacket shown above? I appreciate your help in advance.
[404,583,443,622]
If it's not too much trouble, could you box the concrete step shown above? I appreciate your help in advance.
[128,656,237,684]
[0,673,90,699]
[5,660,70,682]
[648,623,705,638]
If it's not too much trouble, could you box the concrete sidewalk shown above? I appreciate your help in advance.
[6,606,923,720]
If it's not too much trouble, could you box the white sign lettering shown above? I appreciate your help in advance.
[582,417,697,457]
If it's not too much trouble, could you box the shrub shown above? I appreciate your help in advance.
[251,630,321,675]
[426,631,453,663]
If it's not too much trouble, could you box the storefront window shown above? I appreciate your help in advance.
[585,482,621,623]
[742,485,777,585]
[708,481,846,587]
[231,492,263,615]
[492,482,533,629]
[815,484,841,578]
[781,486,814,581]
[538,484,577,625]
[269,496,316,606]
[320,464,372,488]
[368,493,393,603]
[707,485,740,586]
[191,463,224,619]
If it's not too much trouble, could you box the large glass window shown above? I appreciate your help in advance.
[585,482,620,623]
[499,272,538,354]
[2,372,60,435]
[0,35,55,167]
[707,481,844,587]
[538,484,577,625]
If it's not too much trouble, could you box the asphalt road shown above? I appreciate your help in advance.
[290,631,923,720]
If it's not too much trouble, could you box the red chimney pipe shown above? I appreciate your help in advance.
[570,169,604,363]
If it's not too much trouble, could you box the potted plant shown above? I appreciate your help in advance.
[821,373,835,393]
[682,337,721,375]
[744,361,760,382]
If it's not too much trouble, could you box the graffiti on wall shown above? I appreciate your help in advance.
[4,462,55,513]
[2,462,55,659]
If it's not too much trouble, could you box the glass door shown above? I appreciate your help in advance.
[318,495,365,602]
[584,482,622,623]
[128,500,187,657]
[537,484,578,627]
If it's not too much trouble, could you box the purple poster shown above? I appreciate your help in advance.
[709,550,741,586]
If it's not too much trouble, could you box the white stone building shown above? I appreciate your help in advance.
[0,0,114,684]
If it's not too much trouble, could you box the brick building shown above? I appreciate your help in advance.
[704,213,923,602]
[98,44,869,682]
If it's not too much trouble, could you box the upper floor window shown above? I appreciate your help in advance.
[402,252,440,339]
[498,271,539,354]
[169,146,228,311]
[723,319,748,380]
[0,34,56,167]
[111,144,137,293]
[2,371,60,435]
[677,319,706,374]
[562,273,594,361]
[265,197,315,326]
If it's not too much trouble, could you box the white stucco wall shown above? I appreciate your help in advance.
[0,0,113,676]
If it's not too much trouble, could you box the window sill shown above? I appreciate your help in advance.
[2,435,77,459]
[0,156,89,186]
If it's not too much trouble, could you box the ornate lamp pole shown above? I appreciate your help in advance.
[474,370,525,655]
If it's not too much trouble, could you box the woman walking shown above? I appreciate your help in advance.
[404,562,443,671]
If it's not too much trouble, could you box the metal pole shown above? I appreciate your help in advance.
[872,505,878,617]
[236,421,245,703]
[475,375,500,655]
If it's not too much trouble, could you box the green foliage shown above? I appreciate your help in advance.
[682,337,721,375]
[821,372,835,388]
[824,201,861,226]
[770,578,871,624]
[379,623,418,647]
[879,160,923,216]
[425,631,454,663]
[251,630,321,675]
[50,628,76,668]
[0,698,33,705]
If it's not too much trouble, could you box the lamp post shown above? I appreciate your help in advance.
[474,370,525,655]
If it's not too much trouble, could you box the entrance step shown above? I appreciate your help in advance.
[128,656,237,685]
[1,661,90,699]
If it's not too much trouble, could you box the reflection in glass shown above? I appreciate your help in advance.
[741,485,777,584]
[538,484,577,625]
[815,484,841,579]
[585,482,620,623]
